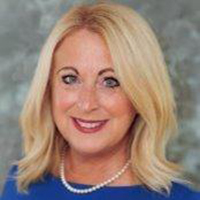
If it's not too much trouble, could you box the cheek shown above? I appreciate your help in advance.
[52,87,77,112]
[100,91,135,117]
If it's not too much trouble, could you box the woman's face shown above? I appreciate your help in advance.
[51,29,137,156]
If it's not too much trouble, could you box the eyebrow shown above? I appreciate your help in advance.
[57,66,114,76]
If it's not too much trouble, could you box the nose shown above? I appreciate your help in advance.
[77,85,99,112]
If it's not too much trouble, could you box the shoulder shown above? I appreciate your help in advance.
[6,164,18,177]
[168,182,200,200]
[2,164,18,188]
[1,165,51,200]
[1,165,19,200]
[1,165,60,200]
[143,182,200,200]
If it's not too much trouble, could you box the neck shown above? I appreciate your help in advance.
[61,137,138,186]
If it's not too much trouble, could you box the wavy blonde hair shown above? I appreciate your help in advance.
[16,1,184,194]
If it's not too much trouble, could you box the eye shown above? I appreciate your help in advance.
[61,74,78,84]
[103,77,120,88]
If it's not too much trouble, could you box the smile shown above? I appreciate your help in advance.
[71,117,108,133]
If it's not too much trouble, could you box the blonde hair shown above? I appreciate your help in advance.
[16,1,184,194]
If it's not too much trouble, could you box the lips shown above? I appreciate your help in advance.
[71,117,108,134]
[73,117,108,123]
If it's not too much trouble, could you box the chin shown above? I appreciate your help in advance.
[70,142,110,157]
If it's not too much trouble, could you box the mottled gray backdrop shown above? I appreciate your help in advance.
[0,0,200,192]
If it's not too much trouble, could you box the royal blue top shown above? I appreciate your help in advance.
[1,165,200,200]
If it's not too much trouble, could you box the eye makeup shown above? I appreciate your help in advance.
[60,73,120,89]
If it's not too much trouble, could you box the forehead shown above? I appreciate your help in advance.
[53,29,114,73]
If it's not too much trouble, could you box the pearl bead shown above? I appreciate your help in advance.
[59,147,131,194]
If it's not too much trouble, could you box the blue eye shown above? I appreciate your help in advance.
[62,74,77,84]
[61,75,120,88]
[104,77,120,88]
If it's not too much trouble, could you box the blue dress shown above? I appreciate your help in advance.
[1,165,200,200]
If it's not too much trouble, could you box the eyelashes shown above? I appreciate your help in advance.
[103,77,120,88]
[61,74,120,88]
[61,74,77,85]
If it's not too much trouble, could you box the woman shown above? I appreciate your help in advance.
[1,1,200,199]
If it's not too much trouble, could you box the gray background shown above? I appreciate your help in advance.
[0,0,200,192]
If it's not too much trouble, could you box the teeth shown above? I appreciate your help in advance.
[76,120,103,129]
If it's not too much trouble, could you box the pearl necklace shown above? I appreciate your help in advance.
[60,150,131,194]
